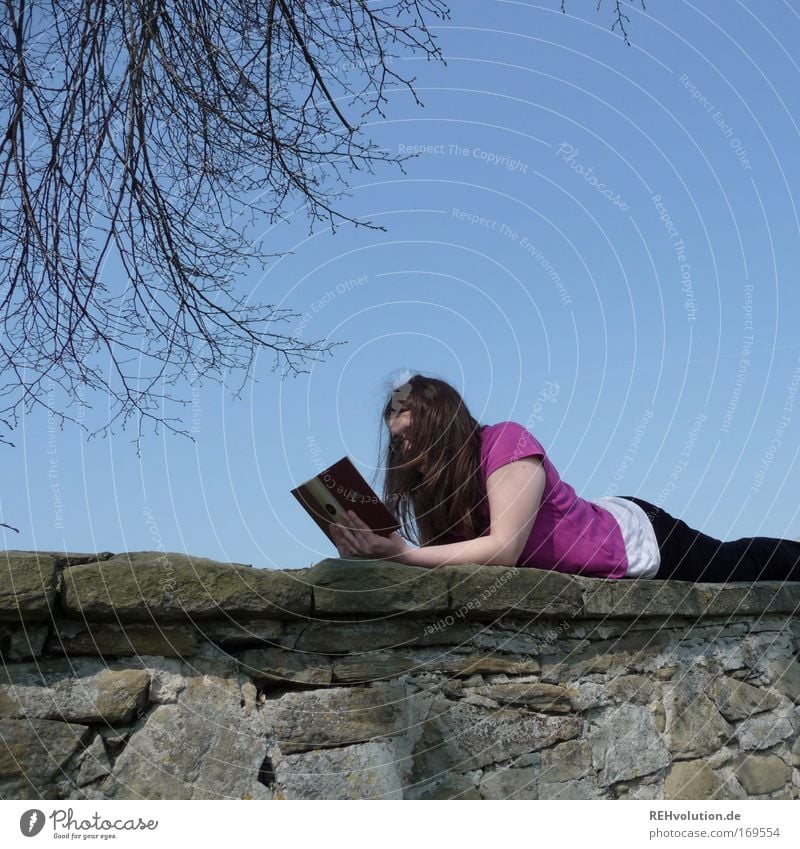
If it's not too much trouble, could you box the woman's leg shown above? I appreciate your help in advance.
[621,497,800,582]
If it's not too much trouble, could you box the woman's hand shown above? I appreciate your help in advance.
[329,510,411,560]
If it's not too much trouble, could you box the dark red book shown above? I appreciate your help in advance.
[291,456,401,543]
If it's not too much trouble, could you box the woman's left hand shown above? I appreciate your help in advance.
[330,510,411,560]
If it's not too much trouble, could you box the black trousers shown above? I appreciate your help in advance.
[621,497,800,582]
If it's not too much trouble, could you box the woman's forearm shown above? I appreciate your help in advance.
[389,534,516,568]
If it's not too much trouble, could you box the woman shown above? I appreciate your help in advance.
[329,374,800,581]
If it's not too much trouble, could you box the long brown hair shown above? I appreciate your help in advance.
[381,374,487,546]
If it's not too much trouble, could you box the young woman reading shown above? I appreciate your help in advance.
[329,374,800,582]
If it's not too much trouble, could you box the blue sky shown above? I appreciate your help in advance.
[4,0,800,569]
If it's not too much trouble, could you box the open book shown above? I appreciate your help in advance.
[291,456,401,544]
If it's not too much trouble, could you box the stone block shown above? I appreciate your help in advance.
[46,620,199,658]
[540,739,593,783]
[61,553,311,621]
[76,734,112,787]
[0,552,59,621]
[238,646,332,686]
[664,759,721,799]
[0,659,150,723]
[733,754,790,795]
[735,711,794,751]
[700,584,800,617]
[100,670,271,800]
[589,703,671,786]
[306,559,449,616]
[669,694,733,760]
[408,649,541,678]
[479,765,538,799]
[423,701,581,772]
[710,675,780,721]
[471,682,573,713]
[443,563,582,619]
[543,630,671,681]
[581,579,706,618]
[264,684,411,754]
[768,658,800,703]
[273,740,405,799]
[0,718,92,798]
[790,736,800,767]
[289,618,475,653]
[538,776,606,799]
[0,624,49,660]
[605,674,656,705]
[332,653,418,683]
[198,618,284,650]
[414,772,482,800]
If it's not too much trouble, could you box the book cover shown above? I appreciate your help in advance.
[291,456,401,544]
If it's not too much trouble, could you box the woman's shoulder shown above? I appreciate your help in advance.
[481,420,540,439]
[480,420,547,456]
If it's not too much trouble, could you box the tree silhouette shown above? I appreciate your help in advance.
[1,0,450,446]
[1,1,645,533]
[562,0,646,45]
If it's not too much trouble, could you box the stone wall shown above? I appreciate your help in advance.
[1,550,799,800]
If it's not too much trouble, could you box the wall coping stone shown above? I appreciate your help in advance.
[3,550,800,625]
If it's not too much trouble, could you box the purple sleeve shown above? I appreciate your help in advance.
[483,421,546,479]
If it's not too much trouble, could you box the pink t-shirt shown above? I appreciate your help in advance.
[446,421,628,579]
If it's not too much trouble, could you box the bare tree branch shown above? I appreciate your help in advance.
[561,0,646,45]
[0,0,451,444]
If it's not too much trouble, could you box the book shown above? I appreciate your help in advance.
[291,456,401,543]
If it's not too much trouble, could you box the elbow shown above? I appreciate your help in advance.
[489,540,523,568]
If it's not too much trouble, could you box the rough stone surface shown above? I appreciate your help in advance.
[46,621,199,657]
[76,734,112,787]
[710,675,781,720]
[0,659,150,723]
[332,653,417,683]
[2,550,799,799]
[199,618,284,650]
[289,619,473,653]
[540,739,593,783]
[605,674,655,705]
[768,658,800,703]
[589,703,672,786]
[665,759,721,799]
[306,559,449,616]
[61,553,311,621]
[238,647,332,686]
[413,772,482,800]
[273,741,406,799]
[263,684,412,754]
[538,776,607,799]
[790,736,800,767]
[735,711,794,751]
[0,624,49,660]
[426,702,581,771]
[669,693,733,759]
[734,754,790,795]
[471,682,573,712]
[444,563,583,618]
[479,766,538,799]
[0,718,92,798]
[582,579,706,618]
[99,670,271,800]
[542,631,671,681]
[0,552,59,621]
